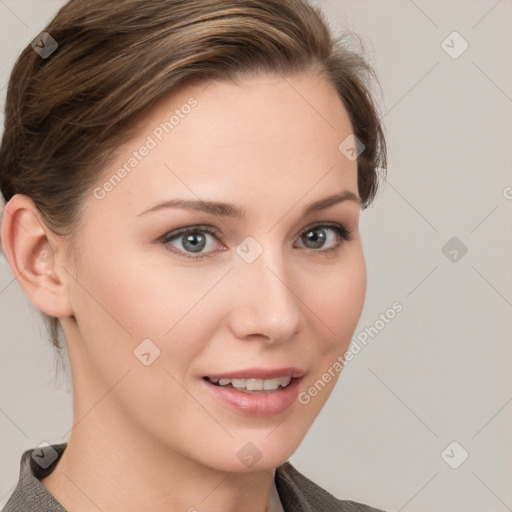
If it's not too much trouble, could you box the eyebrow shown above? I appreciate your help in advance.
[137,190,360,219]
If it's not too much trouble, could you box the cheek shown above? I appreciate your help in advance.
[68,243,225,378]
[306,246,366,351]
[66,245,215,413]
[291,249,366,420]
[336,253,366,333]
[73,241,204,334]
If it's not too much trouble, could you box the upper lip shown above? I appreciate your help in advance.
[204,367,305,380]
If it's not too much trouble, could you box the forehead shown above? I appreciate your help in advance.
[89,72,358,219]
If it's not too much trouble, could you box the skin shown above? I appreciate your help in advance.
[1,71,366,512]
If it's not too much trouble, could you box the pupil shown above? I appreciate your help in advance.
[304,228,326,249]
[183,232,206,253]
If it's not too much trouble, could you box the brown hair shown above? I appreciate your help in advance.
[0,0,386,351]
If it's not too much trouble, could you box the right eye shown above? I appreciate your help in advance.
[162,225,226,260]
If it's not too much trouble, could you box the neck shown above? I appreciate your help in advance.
[39,337,277,512]
[40,409,276,512]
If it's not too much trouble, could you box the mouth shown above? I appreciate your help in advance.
[203,375,294,394]
[201,368,304,415]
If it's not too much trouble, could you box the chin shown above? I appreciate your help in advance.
[195,429,306,474]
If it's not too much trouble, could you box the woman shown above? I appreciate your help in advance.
[0,0,387,510]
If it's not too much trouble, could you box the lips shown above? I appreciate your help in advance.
[201,367,305,416]
[204,367,305,380]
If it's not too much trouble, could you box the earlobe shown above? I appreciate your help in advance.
[1,194,74,318]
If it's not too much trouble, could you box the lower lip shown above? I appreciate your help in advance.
[202,377,302,416]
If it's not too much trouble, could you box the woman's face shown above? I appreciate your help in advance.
[60,72,366,472]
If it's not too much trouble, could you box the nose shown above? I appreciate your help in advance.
[228,243,302,344]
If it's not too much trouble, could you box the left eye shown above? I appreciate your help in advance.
[295,224,351,250]
[162,223,351,260]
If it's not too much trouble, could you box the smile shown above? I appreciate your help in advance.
[201,367,304,415]
[204,376,292,393]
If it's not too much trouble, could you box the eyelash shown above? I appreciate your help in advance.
[161,222,352,261]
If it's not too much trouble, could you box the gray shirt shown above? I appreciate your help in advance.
[3,443,386,511]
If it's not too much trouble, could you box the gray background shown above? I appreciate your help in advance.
[1,1,511,511]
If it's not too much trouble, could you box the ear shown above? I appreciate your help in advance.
[1,194,74,318]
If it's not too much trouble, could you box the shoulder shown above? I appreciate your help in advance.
[2,443,67,512]
[275,461,387,512]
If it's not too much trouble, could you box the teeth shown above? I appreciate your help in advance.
[263,378,280,390]
[208,376,293,391]
[231,378,246,389]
